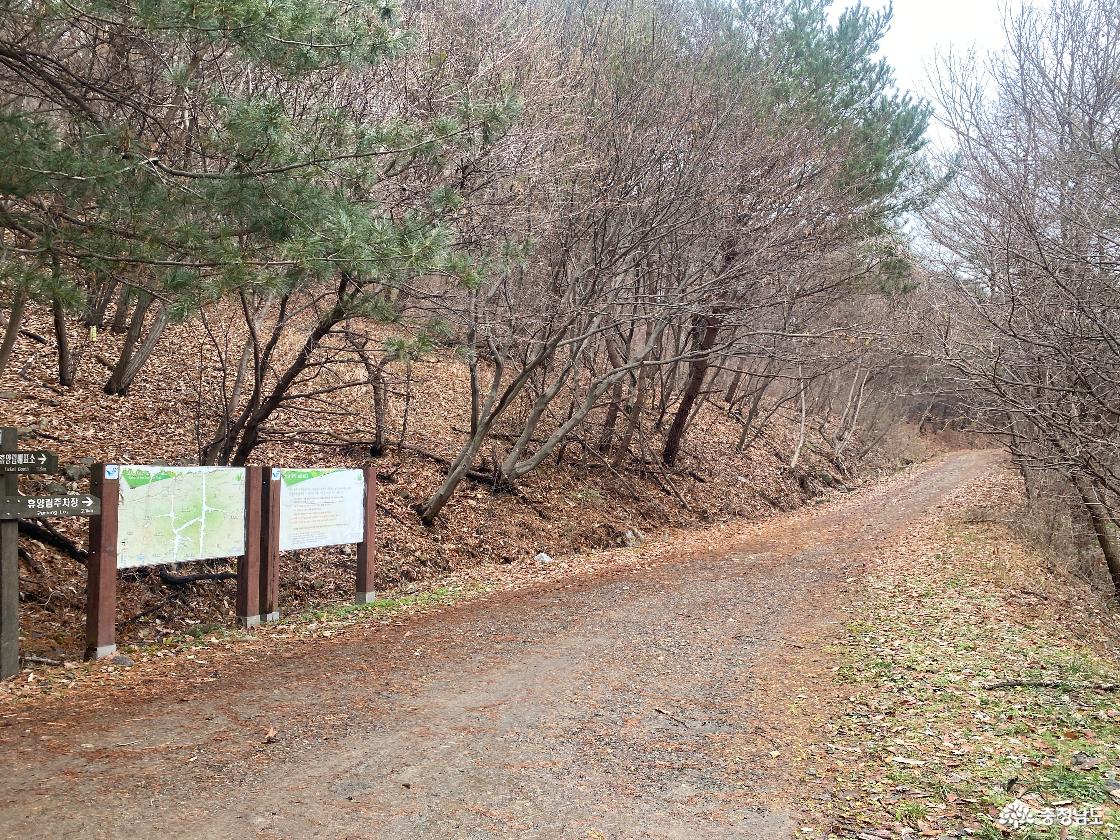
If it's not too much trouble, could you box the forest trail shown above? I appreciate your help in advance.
[0,451,1000,839]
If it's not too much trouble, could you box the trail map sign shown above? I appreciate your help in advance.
[115,466,246,568]
[279,468,365,551]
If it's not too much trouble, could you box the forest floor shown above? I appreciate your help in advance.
[2,307,929,660]
[3,449,1116,839]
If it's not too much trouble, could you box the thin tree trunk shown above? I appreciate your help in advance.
[109,286,133,333]
[663,313,720,467]
[597,335,627,452]
[105,291,151,393]
[202,292,275,464]
[84,278,117,329]
[105,293,169,395]
[613,361,650,467]
[468,327,481,436]
[228,306,347,465]
[598,380,624,452]
[498,333,594,481]
[834,368,869,456]
[1073,473,1120,596]
[369,363,388,456]
[654,322,685,430]
[736,374,774,451]
[398,361,414,448]
[504,324,670,482]
[789,367,808,471]
[52,296,73,387]
[0,291,25,375]
[421,356,507,524]
[724,359,744,404]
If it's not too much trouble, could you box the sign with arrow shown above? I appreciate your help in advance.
[0,494,99,518]
[0,450,57,475]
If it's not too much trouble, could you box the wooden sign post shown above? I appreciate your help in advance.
[1,428,19,679]
[236,465,263,628]
[0,428,100,678]
[3,452,379,673]
[86,464,119,660]
[259,468,281,623]
[355,464,378,604]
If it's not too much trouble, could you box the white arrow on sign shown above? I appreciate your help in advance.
[37,454,45,464]
[83,497,93,507]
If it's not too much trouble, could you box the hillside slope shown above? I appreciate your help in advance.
[1,304,929,661]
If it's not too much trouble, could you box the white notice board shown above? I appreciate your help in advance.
[278,468,365,551]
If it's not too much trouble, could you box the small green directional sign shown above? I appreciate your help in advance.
[0,494,99,518]
[0,450,57,474]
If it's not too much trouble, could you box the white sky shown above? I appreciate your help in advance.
[832,0,1017,146]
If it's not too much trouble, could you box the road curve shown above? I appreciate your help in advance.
[0,450,1000,839]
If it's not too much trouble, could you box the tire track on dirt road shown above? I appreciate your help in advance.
[0,450,1001,839]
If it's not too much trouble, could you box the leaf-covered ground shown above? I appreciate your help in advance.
[1,304,930,665]
[813,468,1120,839]
[0,451,988,839]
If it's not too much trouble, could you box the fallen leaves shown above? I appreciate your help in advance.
[4,298,924,708]
[817,466,1120,839]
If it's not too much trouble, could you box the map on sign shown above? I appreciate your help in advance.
[116,466,246,568]
[279,468,364,551]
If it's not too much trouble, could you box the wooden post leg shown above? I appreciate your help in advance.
[0,428,19,679]
[355,464,378,604]
[237,465,262,628]
[259,468,281,623]
[85,464,119,661]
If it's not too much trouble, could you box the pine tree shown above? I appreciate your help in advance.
[0,0,516,390]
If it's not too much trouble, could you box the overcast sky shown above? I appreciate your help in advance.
[831,0,1016,146]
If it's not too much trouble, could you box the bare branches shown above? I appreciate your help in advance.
[924,0,1120,595]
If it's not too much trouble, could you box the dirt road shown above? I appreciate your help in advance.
[0,451,1000,839]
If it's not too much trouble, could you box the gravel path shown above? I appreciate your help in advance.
[0,450,1000,839]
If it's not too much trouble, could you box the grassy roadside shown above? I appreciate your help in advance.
[815,471,1120,839]
[0,584,482,704]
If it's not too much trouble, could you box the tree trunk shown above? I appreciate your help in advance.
[503,324,670,483]
[736,373,774,451]
[653,322,685,431]
[84,278,117,329]
[52,296,73,387]
[1073,473,1120,596]
[201,293,276,464]
[0,290,25,375]
[227,307,346,465]
[105,291,150,392]
[109,285,133,333]
[598,380,624,452]
[724,359,744,404]
[421,360,506,525]
[613,361,650,467]
[834,368,869,457]
[662,313,720,467]
[498,333,593,482]
[370,363,388,457]
[105,293,170,395]
[789,366,808,471]
[597,335,628,452]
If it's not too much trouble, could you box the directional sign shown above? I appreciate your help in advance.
[0,450,58,475]
[0,494,100,518]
